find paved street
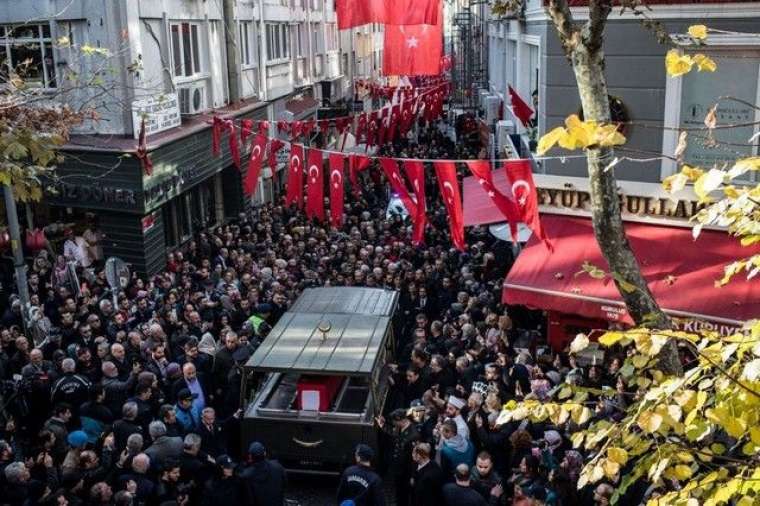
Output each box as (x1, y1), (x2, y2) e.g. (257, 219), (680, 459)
(287, 474), (396, 505)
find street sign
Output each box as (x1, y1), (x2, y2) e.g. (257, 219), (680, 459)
(105, 257), (130, 291)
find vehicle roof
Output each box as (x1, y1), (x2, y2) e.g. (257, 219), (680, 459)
(245, 288), (399, 375)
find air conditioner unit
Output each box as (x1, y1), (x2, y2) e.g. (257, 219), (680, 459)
(478, 89), (490, 110)
(496, 120), (515, 156)
(178, 82), (207, 115)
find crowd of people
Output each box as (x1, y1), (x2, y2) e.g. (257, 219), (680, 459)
(0, 120), (634, 506)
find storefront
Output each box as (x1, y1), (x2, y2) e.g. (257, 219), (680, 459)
(463, 172), (760, 350)
(46, 102), (268, 276)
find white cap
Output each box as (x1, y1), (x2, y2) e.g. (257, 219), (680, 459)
(447, 396), (465, 410)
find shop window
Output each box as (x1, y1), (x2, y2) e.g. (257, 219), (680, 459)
(239, 21), (253, 67)
(170, 22), (202, 78)
(0, 24), (56, 88)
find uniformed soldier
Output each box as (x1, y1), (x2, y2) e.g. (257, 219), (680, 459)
(336, 444), (386, 506)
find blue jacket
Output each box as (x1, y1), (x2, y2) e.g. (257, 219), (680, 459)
(175, 402), (201, 433)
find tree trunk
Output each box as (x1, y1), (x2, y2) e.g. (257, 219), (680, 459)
(570, 43), (682, 375)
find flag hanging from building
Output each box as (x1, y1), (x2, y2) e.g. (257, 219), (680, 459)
(286, 144), (304, 209)
(508, 85), (534, 127)
(329, 153), (345, 228)
(336, 0), (440, 30)
(434, 161), (465, 251)
(382, 9), (443, 76)
(244, 134), (267, 196)
(504, 159), (550, 248)
(405, 160), (426, 245)
(306, 148), (325, 222)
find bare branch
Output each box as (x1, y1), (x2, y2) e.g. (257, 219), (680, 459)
(545, 0), (579, 57)
(584, 0), (613, 54)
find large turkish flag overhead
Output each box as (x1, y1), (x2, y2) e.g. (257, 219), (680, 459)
(382, 7), (442, 76)
(336, 0), (440, 30)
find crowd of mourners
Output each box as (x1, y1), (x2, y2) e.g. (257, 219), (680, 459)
(0, 121), (635, 506)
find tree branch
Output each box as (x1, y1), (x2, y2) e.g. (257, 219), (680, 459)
(546, 0), (579, 57)
(584, 0), (613, 54)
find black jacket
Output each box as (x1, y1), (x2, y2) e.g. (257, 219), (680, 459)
(336, 464), (386, 506)
(442, 483), (498, 506)
(201, 474), (248, 506)
(240, 459), (286, 506)
(412, 460), (444, 506)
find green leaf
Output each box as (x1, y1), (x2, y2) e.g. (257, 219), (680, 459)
(611, 272), (638, 293)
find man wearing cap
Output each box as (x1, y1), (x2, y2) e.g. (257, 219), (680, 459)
(174, 388), (201, 433)
(336, 444), (385, 506)
(445, 396), (470, 441)
(240, 441), (286, 506)
(202, 455), (247, 504)
(376, 408), (419, 506)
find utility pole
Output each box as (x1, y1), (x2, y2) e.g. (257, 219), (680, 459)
(222, 0), (241, 104)
(3, 184), (29, 329)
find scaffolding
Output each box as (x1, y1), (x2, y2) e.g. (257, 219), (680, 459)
(450, 0), (489, 110)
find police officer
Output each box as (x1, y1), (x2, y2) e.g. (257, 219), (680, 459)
(376, 408), (420, 506)
(337, 444), (385, 506)
(50, 358), (92, 419)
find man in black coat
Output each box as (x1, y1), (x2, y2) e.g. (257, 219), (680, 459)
(239, 442), (286, 506)
(336, 444), (385, 506)
(377, 408), (419, 506)
(411, 443), (443, 506)
(442, 464), (503, 506)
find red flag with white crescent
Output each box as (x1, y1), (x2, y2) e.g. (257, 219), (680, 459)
(268, 139), (285, 171)
(306, 148), (325, 222)
(380, 158), (417, 218)
(405, 161), (426, 245)
(349, 154), (371, 197)
(329, 153), (345, 228)
(382, 9), (443, 76)
(286, 144), (304, 209)
(244, 134), (267, 197)
(433, 161), (465, 251)
(466, 160), (521, 242)
(505, 159), (550, 248)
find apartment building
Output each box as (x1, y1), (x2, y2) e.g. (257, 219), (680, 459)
(0, 0), (381, 275)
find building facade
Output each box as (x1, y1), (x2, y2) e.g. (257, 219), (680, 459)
(0, 0), (384, 275)
(485, 0), (760, 183)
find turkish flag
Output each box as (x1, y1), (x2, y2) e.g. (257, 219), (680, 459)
(405, 161), (426, 245)
(306, 149), (325, 222)
(349, 154), (370, 196)
(508, 85), (534, 127)
(286, 144), (304, 209)
(504, 159), (550, 247)
(268, 138), (284, 171)
(382, 11), (443, 77)
(224, 120), (241, 169)
(434, 161), (465, 251)
(380, 158), (417, 218)
(356, 113), (368, 143)
(336, 0), (439, 29)
(329, 153), (345, 228)
(466, 160), (521, 241)
(240, 119), (254, 145)
(244, 134), (267, 197)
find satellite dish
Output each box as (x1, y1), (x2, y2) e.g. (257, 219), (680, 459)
(489, 222), (533, 243)
(105, 257), (130, 291)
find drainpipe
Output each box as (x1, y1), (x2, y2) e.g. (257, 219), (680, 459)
(222, 0), (241, 104)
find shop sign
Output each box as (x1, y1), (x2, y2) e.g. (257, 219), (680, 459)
(533, 174), (706, 228)
(673, 317), (745, 337)
(51, 181), (138, 206)
(144, 165), (206, 209)
(131, 93), (181, 139)
(142, 212), (157, 234)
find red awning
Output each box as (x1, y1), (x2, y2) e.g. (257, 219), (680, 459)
(463, 169), (513, 226)
(503, 216), (760, 328)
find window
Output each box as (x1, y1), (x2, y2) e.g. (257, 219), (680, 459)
(662, 39), (760, 180)
(266, 24), (290, 61)
(507, 39), (517, 86)
(0, 24), (56, 88)
(239, 21), (253, 66)
(312, 23), (324, 54)
(326, 23), (338, 52)
(170, 22), (202, 77)
(296, 23), (306, 57)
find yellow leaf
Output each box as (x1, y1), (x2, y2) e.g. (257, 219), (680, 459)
(638, 410), (663, 433)
(750, 426), (760, 445)
(632, 354), (649, 369)
(693, 168), (724, 202)
(570, 431), (585, 449)
(674, 464), (693, 480)
(602, 459), (620, 479)
(599, 331), (625, 347)
(693, 53), (717, 72)
(681, 164), (704, 181)
(571, 405), (592, 426)
(607, 447), (628, 465)
(688, 25), (708, 40)
(595, 124), (626, 148)
(561, 115), (595, 151)
(537, 126), (566, 156)
(742, 358), (760, 381)
(557, 385), (573, 400)
(56, 35), (71, 47)
(666, 49), (694, 77)
(570, 333), (589, 354)
(663, 172), (688, 193)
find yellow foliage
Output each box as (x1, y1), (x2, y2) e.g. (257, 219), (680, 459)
(666, 49), (718, 77)
(688, 24), (708, 40)
(536, 114), (626, 155)
(693, 54), (717, 72)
